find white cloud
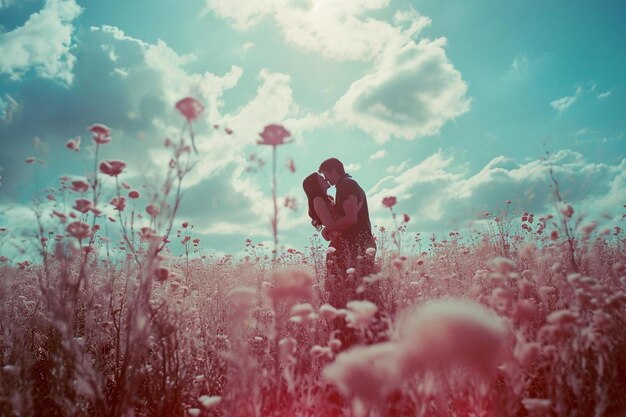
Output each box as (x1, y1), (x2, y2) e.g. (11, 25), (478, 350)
(0, 0), (82, 84)
(0, 94), (20, 123)
(510, 55), (529, 72)
(335, 39), (470, 142)
(345, 163), (361, 172)
(369, 149), (386, 160)
(205, 0), (428, 61)
(598, 90), (611, 99)
(367, 149), (626, 231)
(550, 94), (578, 112)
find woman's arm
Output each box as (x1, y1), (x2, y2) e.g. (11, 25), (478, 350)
(313, 197), (335, 228)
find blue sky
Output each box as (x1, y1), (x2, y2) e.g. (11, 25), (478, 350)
(1, 0), (625, 259)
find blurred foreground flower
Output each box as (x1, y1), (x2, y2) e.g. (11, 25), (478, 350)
(257, 124), (292, 146)
(382, 196), (397, 209)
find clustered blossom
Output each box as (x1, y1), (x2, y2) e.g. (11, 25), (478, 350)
(146, 204), (160, 218)
(73, 198), (93, 214)
(111, 196), (126, 211)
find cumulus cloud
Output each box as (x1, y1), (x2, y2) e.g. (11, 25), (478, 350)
(550, 87), (581, 112)
(369, 149), (386, 160)
(335, 39), (470, 142)
(597, 90), (611, 99)
(368, 149), (626, 231)
(0, 0), (82, 84)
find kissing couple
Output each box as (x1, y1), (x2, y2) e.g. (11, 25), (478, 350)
(302, 158), (377, 309)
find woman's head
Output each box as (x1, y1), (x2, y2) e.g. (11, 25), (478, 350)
(303, 172), (330, 230)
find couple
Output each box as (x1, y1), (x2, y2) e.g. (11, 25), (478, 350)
(303, 158), (377, 309)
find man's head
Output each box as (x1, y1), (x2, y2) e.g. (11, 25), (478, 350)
(319, 158), (345, 186)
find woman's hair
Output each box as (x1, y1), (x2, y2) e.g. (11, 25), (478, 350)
(303, 172), (332, 230)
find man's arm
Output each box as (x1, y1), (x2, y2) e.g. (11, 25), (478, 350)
(323, 195), (358, 234)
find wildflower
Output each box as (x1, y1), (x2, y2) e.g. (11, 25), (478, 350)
(226, 286), (256, 311)
(175, 97), (204, 121)
(73, 198), (93, 213)
(310, 345), (334, 360)
(128, 190), (140, 199)
(25, 157), (36, 164)
(392, 258), (404, 271)
(88, 124), (111, 144)
(365, 247), (376, 257)
(505, 199), (512, 204)
(546, 309), (578, 325)
(290, 303), (317, 323)
(323, 342), (402, 407)
(155, 267), (169, 281)
(550, 230), (559, 240)
(398, 299), (506, 375)
(66, 221), (92, 240)
(346, 267), (356, 275)
(99, 160), (126, 176)
(522, 399), (552, 413)
(146, 204), (160, 218)
(71, 180), (89, 193)
(561, 204), (574, 218)
(345, 300), (378, 329)
(319, 304), (341, 321)
(257, 124), (292, 146)
(224, 127), (233, 135)
(267, 268), (314, 304)
(198, 395), (221, 409)
(187, 409), (201, 417)
(327, 247), (336, 254)
(66, 136), (80, 151)
(382, 196), (397, 209)
(286, 158), (296, 173)
(110, 196), (126, 211)
(487, 256), (516, 274)
(403, 213), (410, 223)
(182, 221), (189, 228)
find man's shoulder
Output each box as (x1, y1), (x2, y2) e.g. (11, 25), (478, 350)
(338, 176), (361, 192)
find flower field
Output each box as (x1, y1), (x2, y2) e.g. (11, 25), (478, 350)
(1, 101), (625, 417)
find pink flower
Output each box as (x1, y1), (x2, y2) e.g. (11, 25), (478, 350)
(52, 210), (67, 223)
(399, 299), (506, 375)
(403, 213), (410, 223)
(25, 157), (36, 164)
(182, 221), (189, 228)
(226, 286), (257, 311)
(382, 196), (397, 209)
(286, 158), (296, 173)
(345, 300), (378, 330)
(111, 196), (126, 211)
(175, 97), (204, 121)
(284, 196), (297, 211)
(146, 204), (160, 218)
(267, 268), (314, 305)
(257, 124), (291, 146)
(155, 267), (169, 282)
(71, 180), (90, 193)
(128, 190), (140, 199)
(66, 221), (92, 240)
(66, 137), (80, 151)
(323, 342), (402, 406)
(88, 124), (111, 144)
(225, 127), (233, 135)
(99, 160), (126, 176)
(561, 204), (574, 218)
(73, 198), (93, 213)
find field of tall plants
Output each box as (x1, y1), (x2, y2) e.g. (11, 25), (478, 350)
(1, 99), (625, 417)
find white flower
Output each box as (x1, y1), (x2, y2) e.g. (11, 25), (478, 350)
(199, 395), (221, 409)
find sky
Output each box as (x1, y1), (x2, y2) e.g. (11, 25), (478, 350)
(0, 0), (625, 260)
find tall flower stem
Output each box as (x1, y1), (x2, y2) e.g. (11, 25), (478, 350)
(272, 145), (278, 261)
